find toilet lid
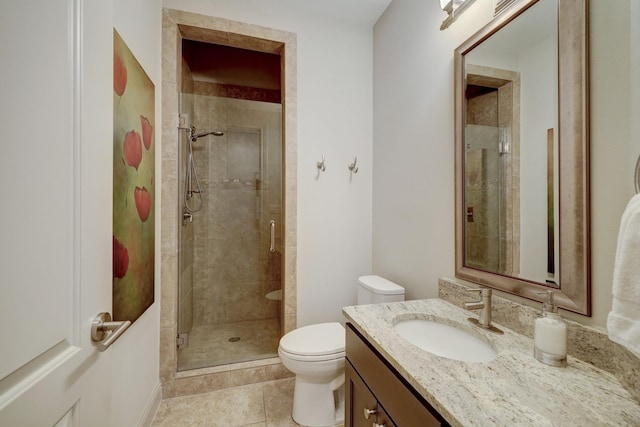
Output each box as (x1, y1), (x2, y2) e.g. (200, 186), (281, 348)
(358, 275), (405, 295)
(279, 322), (345, 357)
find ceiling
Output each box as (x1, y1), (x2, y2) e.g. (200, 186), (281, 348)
(182, 0), (393, 89)
(275, 0), (392, 26)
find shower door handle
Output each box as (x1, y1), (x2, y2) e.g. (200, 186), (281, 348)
(269, 220), (276, 253)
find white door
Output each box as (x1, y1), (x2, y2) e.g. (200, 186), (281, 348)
(0, 1), (115, 425)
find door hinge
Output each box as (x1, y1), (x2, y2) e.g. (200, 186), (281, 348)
(499, 127), (510, 154)
(177, 332), (189, 350)
(177, 113), (191, 131)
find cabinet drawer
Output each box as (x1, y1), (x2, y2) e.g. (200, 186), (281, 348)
(346, 323), (448, 427)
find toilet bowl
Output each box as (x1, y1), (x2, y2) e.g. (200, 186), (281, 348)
(278, 275), (404, 427)
(279, 322), (345, 427)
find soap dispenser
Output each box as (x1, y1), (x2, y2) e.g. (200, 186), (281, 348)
(533, 290), (567, 367)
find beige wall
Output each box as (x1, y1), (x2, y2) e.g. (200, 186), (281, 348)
(112, 0), (163, 424)
(373, 0), (637, 329)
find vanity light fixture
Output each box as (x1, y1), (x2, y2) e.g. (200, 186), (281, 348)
(440, 0), (477, 30)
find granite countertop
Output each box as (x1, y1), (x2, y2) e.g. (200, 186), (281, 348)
(343, 298), (640, 427)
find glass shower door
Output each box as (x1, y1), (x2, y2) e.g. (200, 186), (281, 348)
(177, 92), (283, 371)
(464, 124), (502, 273)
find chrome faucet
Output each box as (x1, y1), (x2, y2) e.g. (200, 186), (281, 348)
(464, 288), (503, 334)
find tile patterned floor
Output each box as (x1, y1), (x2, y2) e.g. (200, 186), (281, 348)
(151, 378), (300, 427)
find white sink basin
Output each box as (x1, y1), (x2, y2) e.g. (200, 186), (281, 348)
(393, 317), (497, 363)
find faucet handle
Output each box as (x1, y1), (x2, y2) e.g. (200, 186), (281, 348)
(465, 288), (504, 334)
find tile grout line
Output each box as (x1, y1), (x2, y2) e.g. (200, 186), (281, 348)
(261, 382), (268, 426)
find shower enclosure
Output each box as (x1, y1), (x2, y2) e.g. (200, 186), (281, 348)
(464, 77), (520, 278)
(464, 123), (506, 273)
(177, 88), (283, 371)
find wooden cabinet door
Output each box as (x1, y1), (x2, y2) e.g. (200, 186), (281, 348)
(345, 360), (379, 427)
(346, 324), (448, 426)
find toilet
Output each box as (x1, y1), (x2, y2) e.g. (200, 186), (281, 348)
(278, 275), (405, 427)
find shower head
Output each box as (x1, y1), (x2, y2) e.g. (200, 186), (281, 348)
(189, 126), (224, 142)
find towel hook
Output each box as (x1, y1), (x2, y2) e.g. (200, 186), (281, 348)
(348, 157), (358, 174)
(317, 154), (326, 172)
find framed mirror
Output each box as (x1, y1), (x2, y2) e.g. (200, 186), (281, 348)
(454, 0), (590, 315)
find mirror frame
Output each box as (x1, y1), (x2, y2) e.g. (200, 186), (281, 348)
(454, 0), (590, 315)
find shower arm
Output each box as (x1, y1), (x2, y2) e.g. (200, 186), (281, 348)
(189, 126), (224, 141)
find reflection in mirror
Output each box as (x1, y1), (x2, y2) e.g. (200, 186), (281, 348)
(454, 0), (590, 315)
(463, 0), (558, 286)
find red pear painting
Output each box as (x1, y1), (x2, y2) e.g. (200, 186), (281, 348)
(113, 29), (155, 323)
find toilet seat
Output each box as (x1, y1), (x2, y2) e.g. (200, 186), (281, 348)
(279, 347), (345, 362)
(279, 322), (345, 361)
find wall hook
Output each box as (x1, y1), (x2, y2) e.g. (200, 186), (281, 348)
(348, 157), (358, 174)
(317, 154), (326, 172)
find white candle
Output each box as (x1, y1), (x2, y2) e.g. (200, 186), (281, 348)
(534, 315), (567, 356)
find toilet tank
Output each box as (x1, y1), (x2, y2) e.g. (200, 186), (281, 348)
(357, 275), (405, 304)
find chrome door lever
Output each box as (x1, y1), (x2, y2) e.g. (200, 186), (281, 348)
(91, 312), (131, 352)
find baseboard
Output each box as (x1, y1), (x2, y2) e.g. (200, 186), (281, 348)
(137, 381), (162, 427)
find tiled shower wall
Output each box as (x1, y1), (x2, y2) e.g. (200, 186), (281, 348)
(464, 80), (520, 276)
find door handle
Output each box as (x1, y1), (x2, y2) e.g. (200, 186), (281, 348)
(91, 312), (131, 352)
(269, 220), (276, 253)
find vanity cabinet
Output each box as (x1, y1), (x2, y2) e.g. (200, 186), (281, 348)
(345, 324), (448, 427)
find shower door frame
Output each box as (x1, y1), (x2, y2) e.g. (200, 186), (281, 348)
(160, 9), (297, 397)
